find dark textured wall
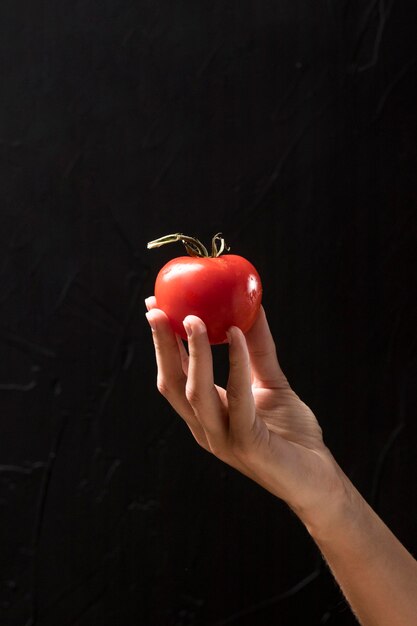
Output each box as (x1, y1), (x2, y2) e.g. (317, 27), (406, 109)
(1, 2), (416, 625)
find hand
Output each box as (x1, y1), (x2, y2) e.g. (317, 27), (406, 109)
(145, 297), (346, 521)
(146, 299), (417, 626)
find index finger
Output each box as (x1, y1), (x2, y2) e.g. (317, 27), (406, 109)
(145, 296), (189, 375)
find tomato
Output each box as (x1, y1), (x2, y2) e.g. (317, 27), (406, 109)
(148, 233), (262, 345)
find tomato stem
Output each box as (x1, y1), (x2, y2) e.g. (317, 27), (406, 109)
(147, 233), (230, 258)
(211, 232), (229, 257)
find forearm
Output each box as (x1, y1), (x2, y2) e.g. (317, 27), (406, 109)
(299, 468), (417, 626)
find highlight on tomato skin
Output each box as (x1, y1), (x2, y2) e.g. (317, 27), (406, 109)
(147, 232), (263, 345)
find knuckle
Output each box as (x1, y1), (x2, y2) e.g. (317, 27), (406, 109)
(229, 354), (249, 370)
(157, 373), (186, 398)
(185, 385), (202, 405)
(251, 345), (276, 359)
(156, 377), (170, 397)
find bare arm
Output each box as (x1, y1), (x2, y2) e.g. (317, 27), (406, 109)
(145, 298), (417, 626)
(298, 470), (417, 626)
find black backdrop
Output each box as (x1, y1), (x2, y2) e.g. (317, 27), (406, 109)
(1, 2), (417, 625)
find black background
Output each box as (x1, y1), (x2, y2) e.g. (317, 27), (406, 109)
(1, 1), (417, 625)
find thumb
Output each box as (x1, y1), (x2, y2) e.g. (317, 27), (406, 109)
(245, 306), (289, 389)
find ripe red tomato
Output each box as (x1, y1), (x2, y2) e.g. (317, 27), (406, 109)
(148, 233), (262, 345)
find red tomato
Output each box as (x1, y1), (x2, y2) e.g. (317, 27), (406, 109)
(153, 254), (262, 345)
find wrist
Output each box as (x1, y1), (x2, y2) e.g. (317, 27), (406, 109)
(291, 452), (364, 544)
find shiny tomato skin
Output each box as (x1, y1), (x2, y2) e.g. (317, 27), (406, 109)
(154, 254), (262, 345)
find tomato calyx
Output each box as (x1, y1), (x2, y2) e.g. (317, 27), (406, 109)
(147, 232), (231, 258)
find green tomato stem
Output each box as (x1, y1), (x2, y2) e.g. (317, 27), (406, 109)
(147, 232), (230, 258)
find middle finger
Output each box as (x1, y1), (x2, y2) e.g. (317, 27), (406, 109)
(183, 315), (228, 449)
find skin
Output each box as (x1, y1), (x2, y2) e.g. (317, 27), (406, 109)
(145, 297), (417, 626)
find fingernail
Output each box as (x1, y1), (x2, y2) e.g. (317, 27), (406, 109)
(144, 297), (152, 311)
(145, 312), (156, 332)
(226, 328), (233, 344)
(183, 320), (192, 338)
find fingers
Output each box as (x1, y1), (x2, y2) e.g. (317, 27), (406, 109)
(145, 308), (188, 413)
(182, 315), (228, 448)
(144, 297), (281, 461)
(145, 296), (189, 375)
(145, 300), (227, 452)
(144, 296), (157, 311)
(226, 326), (259, 448)
(145, 307), (208, 448)
(175, 334), (189, 377)
(245, 305), (289, 389)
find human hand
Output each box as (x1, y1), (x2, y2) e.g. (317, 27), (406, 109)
(145, 297), (347, 523)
